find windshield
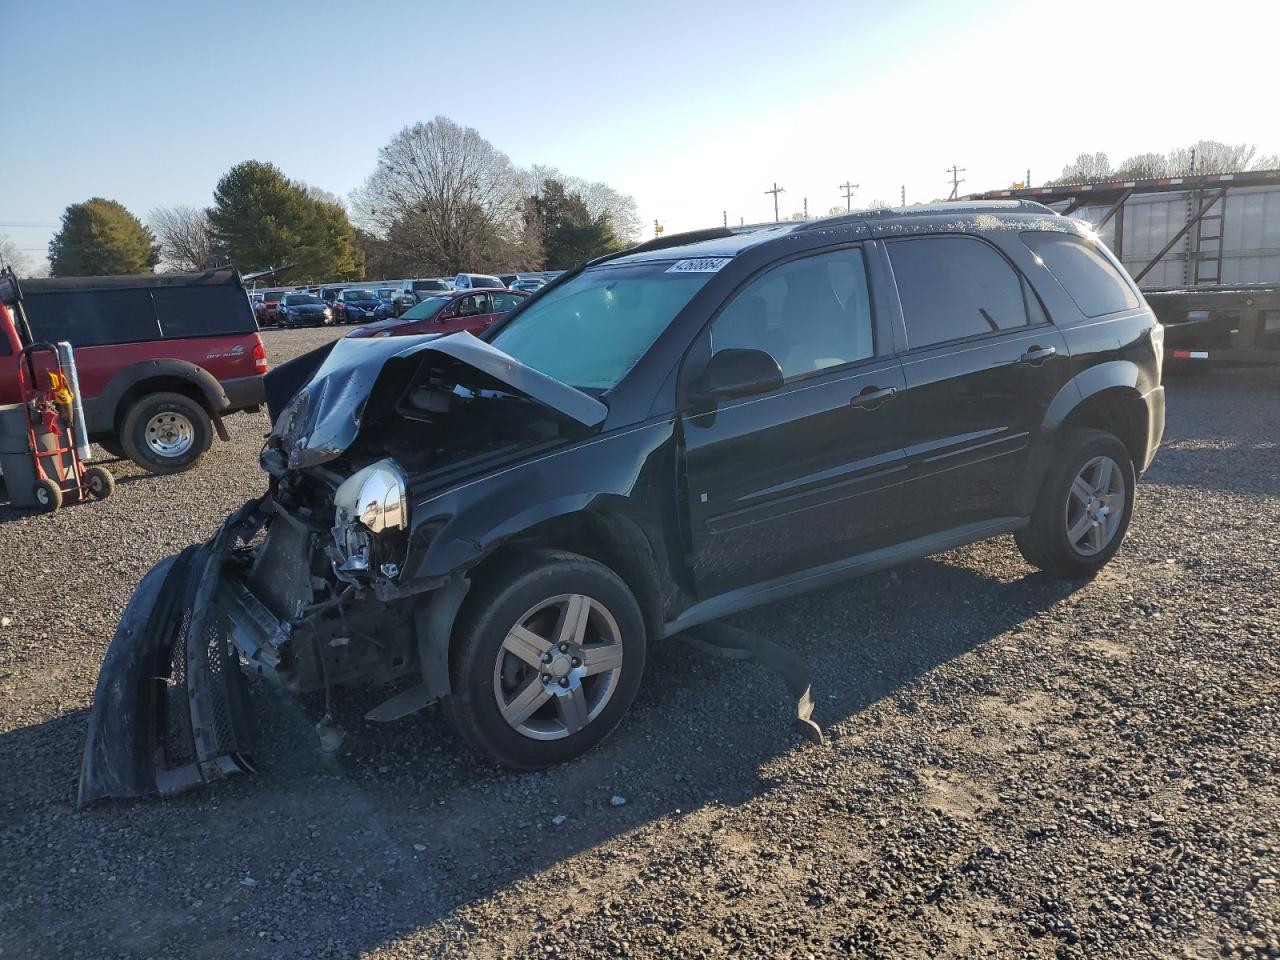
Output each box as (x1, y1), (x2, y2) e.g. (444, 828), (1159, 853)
(401, 295), (452, 320)
(489, 261), (716, 390)
(284, 294), (320, 306)
(469, 276), (502, 288)
(375, 288), (394, 298)
(413, 280), (447, 291)
(344, 289), (375, 300)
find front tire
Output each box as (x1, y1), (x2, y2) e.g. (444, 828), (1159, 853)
(444, 550), (647, 770)
(1016, 428), (1136, 579)
(120, 392), (213, 475)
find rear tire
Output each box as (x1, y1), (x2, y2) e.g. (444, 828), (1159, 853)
(443, 550), (647, 770)
(1015, 428), (1136, 580)
(120, 392), (213, 475)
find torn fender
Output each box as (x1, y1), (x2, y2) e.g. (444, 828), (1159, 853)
(78, 503), (262, 808)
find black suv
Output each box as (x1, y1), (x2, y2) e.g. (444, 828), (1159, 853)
(81, 201), (1166, 802)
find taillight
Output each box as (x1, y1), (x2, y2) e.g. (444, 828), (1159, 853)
(253, 338), (269, 373)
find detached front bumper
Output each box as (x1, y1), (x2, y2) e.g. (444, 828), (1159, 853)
(78, 502), (266, 807)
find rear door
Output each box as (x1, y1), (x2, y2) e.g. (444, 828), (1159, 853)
(681, 244), (909, 597)
(883, 234), (1071, 538)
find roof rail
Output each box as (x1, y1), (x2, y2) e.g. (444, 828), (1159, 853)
(797, 199), (1053, 231)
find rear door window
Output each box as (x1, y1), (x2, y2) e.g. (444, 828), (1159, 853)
(1021, 232), (1140, 317)
(887, 236), (1033, 349)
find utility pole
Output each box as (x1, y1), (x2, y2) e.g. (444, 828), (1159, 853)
(946, 165), (966, 200)
(900, 185), (906, 206)
(803, 197), (808, 220)
(839, 180), (859, 211)
(764, 182), (785, 222)
(1026, 168), (1031, 189)
(723, 210), (727, 228)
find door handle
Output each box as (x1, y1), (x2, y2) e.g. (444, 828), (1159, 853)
(849, 385), (898, 410)
(1018, 345), (1057, 366)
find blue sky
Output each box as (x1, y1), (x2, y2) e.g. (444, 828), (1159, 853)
(3, 0), (1277, 269)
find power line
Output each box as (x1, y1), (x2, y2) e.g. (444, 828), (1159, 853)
(764, 182), (785, 223)
(0, 222), (57, 228)
(839, 181), (859, 211)
(946, 165), (967, 200)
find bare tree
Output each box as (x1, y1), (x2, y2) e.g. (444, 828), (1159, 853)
(0, 233), (30, 275)
(1052, 152), (1113, 184)
(866, 199), (892, 210)
(1168, 140), (1269, 175)
(523, 165), (641, 244)
(301, 183), (346, 209)
(1114, 152), (1169, 179)
(150, 205), (215, 272)
(351, 117), (526, 274)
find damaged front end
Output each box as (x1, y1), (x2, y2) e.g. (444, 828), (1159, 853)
(80, 333), (607, 806)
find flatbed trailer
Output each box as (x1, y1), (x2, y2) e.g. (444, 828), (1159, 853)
(974, 169), (1280, 367)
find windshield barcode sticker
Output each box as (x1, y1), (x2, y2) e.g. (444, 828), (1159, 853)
(666, 258), (732, 273)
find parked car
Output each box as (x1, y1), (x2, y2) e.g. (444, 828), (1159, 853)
(510, 278), (546, 293)
(372, 287), (398, 320)
(1, 267), (267, 474)
(278, 292), (333, 327)
(334, 288), (382, 325)
(346, 288), (529, 339)
(498, 274), (519, 287)
(253, 289), (290, 326)
(81, 201), (1167, 802)
(453, 272), (504, 290)
(394, 278), (451, 316)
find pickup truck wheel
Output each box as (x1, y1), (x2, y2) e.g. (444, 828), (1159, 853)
(120, 392), (213, 474)
(1015, 428), (1136, 580)
(444, 550), (647, 770)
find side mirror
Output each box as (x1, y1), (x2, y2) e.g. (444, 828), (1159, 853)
(698, 348), (783, 400)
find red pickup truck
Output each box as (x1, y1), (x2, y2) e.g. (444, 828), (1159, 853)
(0, 268), (267, 473)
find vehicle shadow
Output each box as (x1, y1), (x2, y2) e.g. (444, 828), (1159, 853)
(0, 549), (1080, 958)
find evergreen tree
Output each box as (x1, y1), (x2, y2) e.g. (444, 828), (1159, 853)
(535, 179), (621, 269)
(48, 198), (159, 277)
(208, 161), (361, 282)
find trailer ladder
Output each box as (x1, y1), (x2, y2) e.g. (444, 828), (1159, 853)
(1192, 187), (1226, 285)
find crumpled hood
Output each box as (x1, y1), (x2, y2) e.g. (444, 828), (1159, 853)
(271, 331), (608, 469)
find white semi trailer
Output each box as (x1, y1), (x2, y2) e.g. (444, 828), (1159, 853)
(976, 169), (1280, 367)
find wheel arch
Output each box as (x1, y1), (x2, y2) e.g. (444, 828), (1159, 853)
(1043, 361), (1150, 470)
(95, 361), (229, 437)
(462, 504), (673, 645)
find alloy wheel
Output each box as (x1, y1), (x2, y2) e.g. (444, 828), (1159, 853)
(1064, 455), (1126, 557)
(491, 593), (625, 741)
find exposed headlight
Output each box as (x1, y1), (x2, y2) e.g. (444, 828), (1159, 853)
(333, 458), (407, 534)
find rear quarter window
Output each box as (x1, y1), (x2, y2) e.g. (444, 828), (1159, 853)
(1022, 232), (1140, 318)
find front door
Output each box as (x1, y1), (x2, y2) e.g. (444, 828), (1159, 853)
(883, 235), (1072, 538)
(681, 246), (909, 598)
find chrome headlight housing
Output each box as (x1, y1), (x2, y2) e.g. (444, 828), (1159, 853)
(333, 458), (408, 534)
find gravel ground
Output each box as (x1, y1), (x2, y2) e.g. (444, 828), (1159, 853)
(0, 331), (1277, 959)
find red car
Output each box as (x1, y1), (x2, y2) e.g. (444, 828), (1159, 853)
(345, 288), (528, 339)
(253, 289), (290, 326)
(0, 268), (267, 474)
